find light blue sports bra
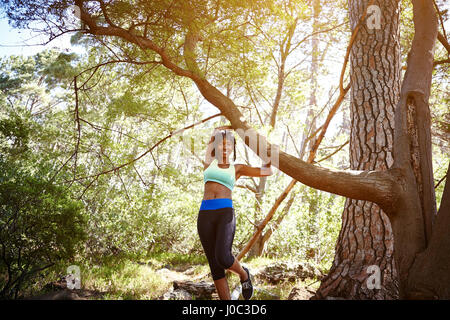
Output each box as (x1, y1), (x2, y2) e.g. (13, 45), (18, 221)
(204, 158), (235, 191)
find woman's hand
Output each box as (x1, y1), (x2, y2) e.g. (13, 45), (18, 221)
(209, 126), (233, 143)
(261, 161), (272, 176)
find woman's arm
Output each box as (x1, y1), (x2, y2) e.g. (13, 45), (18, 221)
(236, 161), (273, 178)
(204, 131), (217, 169)
(204, 126), (234, 169)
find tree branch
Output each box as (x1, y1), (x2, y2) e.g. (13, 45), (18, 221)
(64, 113), (222, 184)
(75, 0), (396, 211)
(437, 32), (450, 54)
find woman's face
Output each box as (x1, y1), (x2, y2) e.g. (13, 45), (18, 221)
(216, 137), (234, 159)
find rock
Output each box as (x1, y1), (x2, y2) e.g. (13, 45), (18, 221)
(182, 266), (197, 275)
(173, 280), (216, 299)
(287, 287), (315, 300)
(258, 261), (323, 284)
(161, 288), (192, 300)
(156, 268), (171, 274)
(159, 281), (216, 300)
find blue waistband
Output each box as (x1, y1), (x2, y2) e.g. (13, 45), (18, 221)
(200, 198), (233, 211)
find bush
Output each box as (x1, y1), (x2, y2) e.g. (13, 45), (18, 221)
(0, 159), (87, 299)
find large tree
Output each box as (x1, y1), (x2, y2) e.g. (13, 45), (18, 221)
(315, 0), (400, 299)
(1, 0), (448, 298)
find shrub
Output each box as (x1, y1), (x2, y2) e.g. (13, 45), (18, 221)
(0, 159), (86, 299)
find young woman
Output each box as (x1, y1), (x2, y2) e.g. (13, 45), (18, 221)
(197, 125), (273, 300)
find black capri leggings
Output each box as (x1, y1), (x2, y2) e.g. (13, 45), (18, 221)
(197, 207), (236, 281)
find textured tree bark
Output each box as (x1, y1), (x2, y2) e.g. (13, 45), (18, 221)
(406, 163), (450, 299)
(390, 0), (438, 298)
(315, 0), (401, 299)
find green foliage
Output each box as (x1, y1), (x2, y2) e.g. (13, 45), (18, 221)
(0, 111), (33, 157)
(0, 50), (85, 299)
(0, 158), (87, 299)
(260, 186), (344, 269)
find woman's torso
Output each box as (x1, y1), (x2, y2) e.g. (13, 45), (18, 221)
(203, 159), (235, 200)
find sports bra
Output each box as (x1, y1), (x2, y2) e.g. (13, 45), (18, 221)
(204, 158), (235, 191)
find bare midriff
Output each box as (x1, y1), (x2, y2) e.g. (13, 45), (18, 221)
(202, 181), (232, 200)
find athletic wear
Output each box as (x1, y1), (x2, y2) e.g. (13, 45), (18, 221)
(197, 199), (236, 281)
(241, 266), (254, 300)
(200, 198), (233, 211)
(203, 158), (235, 191)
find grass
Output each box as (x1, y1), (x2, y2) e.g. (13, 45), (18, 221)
(24, 251), (321, 300)
(81, 259), (169, 299)
(77, 252), (209, 299)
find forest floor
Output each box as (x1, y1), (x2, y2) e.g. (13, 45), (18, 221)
(25, 253), (323, 300)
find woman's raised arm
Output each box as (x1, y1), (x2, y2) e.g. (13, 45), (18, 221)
(204, 126), (234, 169)
(236, 161), (273, 178)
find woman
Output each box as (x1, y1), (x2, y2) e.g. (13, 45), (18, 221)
(197, 125), (273, 300)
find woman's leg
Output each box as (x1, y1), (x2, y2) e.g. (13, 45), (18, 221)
(197, 210), (229, 299)
(215, 208), (248, 282)
(213, 277), (231, 300)
(227, 258), (249, 282)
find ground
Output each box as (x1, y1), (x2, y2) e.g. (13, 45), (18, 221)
(24, 254), (323, 300)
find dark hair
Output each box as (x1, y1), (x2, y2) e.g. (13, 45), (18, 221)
(211, 130), (236, 162)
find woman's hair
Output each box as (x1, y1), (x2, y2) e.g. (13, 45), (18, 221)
(211, 130), (236, 162)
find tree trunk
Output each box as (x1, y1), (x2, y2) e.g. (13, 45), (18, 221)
(315, 0), (401, 299)
(407, 163), (450, 299)
(390, 0), (438, 298)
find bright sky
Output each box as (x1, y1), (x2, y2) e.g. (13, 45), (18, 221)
(0, 18), (83, 57)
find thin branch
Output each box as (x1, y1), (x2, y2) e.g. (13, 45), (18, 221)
(73, 76), (81, 179)
(74, 59), (161, 90)
(284, 120), (301, 157)
(133, 164), (149, 187)
(433, 0), (448, 46)
(64, 113), (222, 184)
(437, 32), (450, 54)
(102, 151), (131, 201)
(433, 58), (450, 66)
(316, 140), (349, 163)
(235, 183), (258, 193)
(79, 117), (147, 145)
(435, 174), (447, 189)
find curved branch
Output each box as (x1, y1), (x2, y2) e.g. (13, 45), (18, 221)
(75, 0), (397, 211)
(75, 0), (199, 80)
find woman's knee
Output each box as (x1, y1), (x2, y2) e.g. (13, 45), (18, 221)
(216, 253), (235, 270)
(211, 268), (226, 281)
